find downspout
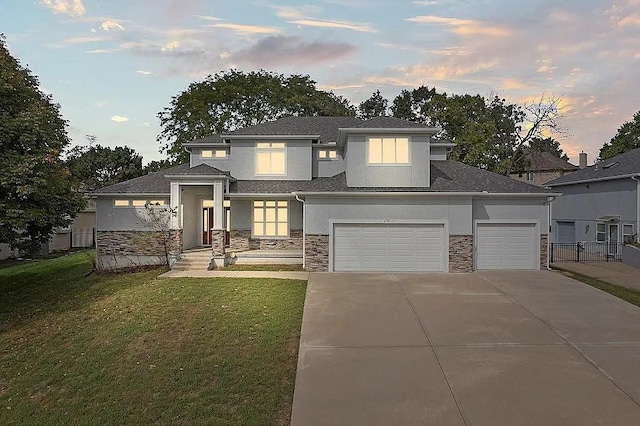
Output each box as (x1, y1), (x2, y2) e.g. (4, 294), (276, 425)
(293, 192), (305, 269)
(632, 176), (640, 242)
(546, 195), (557, 270)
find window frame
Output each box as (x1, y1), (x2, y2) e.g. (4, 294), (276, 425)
(525, 172), (534, 181)
(596, 222), (606, 243)
(366, 136), (411, 165)
(255, 142), (287, 176)
(252, 200), (289, 238)
(623, 223), (635, 243)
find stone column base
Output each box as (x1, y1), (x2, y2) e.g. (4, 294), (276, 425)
(449, 235), (473, 273)
(305, 234), (329, 271)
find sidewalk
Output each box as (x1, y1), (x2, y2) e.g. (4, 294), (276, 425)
(157, 270), (310, 280)
(551, 261), (640, 291)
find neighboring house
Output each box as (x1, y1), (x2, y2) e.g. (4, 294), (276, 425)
(0, 199), (96, 260)
(509, 151), (578, 186)
(547, 147), (640, 245)
(93, 116), (556, 272)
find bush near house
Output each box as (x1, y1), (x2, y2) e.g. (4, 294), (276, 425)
(0, 252), (306, 425)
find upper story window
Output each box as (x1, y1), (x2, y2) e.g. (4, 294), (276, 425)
(367, 137), (409, 165)
(256, 142), (286, 175)
(525, 172), (534, 181)
(318, 149), (337, 160)
(202, 149), (228, 159)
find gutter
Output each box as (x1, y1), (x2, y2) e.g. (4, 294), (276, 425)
(292, 191), (561, 198)
(293, 192), (306, 269)
(220, 134), (320, 140)
(633, 176), (640, 243)
(545, 195), (558, 270)
(92, 192), (169, 197)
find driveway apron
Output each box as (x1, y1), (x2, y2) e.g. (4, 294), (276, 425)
(291, 271), (640, 426)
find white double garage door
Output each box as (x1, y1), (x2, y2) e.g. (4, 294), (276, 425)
(332, 222), (538, 272)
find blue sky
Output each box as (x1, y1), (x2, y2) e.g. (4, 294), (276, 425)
(2, 0), (639, 165)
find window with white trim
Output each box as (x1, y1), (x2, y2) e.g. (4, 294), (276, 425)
(623, 224), (634, 243)
(367, 137), (409, 164)
(253, 200), (288, 237)
(256, 142), (286, 175)
(596, 222), (606, 242)
(318, 149), (337, 160)
(525, 172), (534, 181)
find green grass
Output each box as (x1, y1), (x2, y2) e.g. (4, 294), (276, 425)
(221, 264), (305, 271)
(553, 266), (640, 308)
(0, 251), (307, 425)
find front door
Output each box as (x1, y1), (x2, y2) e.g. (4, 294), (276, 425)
(202, 207), (214, 245)
(608, 223), (619, 256)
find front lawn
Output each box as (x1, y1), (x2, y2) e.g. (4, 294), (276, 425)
(0, 252), (307, 425)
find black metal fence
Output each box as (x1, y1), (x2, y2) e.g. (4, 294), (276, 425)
(550, 242), (625, 263)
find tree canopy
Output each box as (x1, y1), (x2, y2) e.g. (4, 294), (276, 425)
(357, 90), (388, 119)
(599, 110), (640, 160)
(66, 137), (144, 190)
(158, 70), (355, 162)
(529, 137), (569, 161)
(0, 35), (85, 253)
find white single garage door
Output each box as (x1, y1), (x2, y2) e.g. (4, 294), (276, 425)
(333, 223), (446, 272)
(476, 223), (537, 270)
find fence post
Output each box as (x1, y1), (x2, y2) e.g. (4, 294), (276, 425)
(576, 242), (580, 263)
(550, 243), (554, 263)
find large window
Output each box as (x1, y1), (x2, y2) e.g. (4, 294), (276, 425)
(253, 200), (288, 237)
(256, 142), (286, 175)
(596, 222), (606, 242)
(623, 224), (635, 243)
(367, 137), (409, 164)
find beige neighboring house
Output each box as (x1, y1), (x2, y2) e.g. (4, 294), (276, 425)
(0, 198), (96, 260)
(510, 151), (579, 186)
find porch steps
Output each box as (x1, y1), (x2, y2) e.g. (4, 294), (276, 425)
(230, 249), (303, 265)
(172, 249), (212, 271)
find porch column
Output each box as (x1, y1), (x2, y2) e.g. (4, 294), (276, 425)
(169, 181), (180, 229)
(210, 180), (226, 264)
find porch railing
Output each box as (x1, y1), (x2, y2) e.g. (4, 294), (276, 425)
(550, 242), (625, 263)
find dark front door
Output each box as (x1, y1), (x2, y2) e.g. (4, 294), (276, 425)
(202, 207), (214, 245)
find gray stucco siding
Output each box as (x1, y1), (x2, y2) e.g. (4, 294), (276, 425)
(551, 179), (637, 223)
(190, 147), (231, 170)
(345, 134), (430, 188)
(430, 146), (448, 161)
(96, 197), (170, 231)
(472, 198), (548, 230)
(229, 139), (312, 180)
(313, 148), (345, 177)
(304, 196), (472, 235)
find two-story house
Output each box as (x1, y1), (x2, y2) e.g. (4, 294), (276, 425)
(93, 116), (556, 272)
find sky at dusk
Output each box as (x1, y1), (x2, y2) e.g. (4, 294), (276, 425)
(1, 0), (639, 165)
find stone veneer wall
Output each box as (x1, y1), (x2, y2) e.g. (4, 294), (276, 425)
(211, 230), (225, 257)
(228, 229), (303, 251)
(97, 230), (182, 256)
(540, 234), (548, 269)
(449, 235), (473, 273)
(305, 234), (329, 272)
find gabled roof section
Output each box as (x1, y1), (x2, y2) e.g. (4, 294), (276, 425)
(230, 161), (549, 194)
(163, 163), (232, 178)
(224, 116), (362, 143)
(92, 163), (189, 195)
(525, 151), (578, 172)
(92, 163), (233, 195)
(547, 147), (640, 186)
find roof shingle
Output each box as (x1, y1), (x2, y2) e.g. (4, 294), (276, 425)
(547, 147), (640, 186)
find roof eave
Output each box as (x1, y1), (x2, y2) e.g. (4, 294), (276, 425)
(546, 172), (640, 187)
(292, 191), (559, 197)
(92, 192), (170, 197)
(220, 134), (320, 140)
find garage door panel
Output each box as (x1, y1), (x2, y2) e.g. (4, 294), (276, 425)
(476, 224), (537, 270)
(333, 224), (445, 272)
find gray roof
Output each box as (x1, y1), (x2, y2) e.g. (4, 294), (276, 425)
(164, 163), (231, 177)
(187, 134), (224, 144)
(231, 161), (548, 194)
(92, 163), (189, 194)
(350, 116), (433, 129)
(225, 116), (362, 143)
(547, 147), (640, 186)
(525, 151), (577, 172)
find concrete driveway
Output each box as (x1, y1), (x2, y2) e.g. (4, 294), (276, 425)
(291, 271), (640, 426)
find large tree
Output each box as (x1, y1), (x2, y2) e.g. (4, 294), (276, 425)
(158, 70), (355, 162)
(66, 137), (144, 190)
(357, 90), (388, 119)
(0, 35), (84, 253)
(599, 110), (640, 160)
(529, 136), (569, 161)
